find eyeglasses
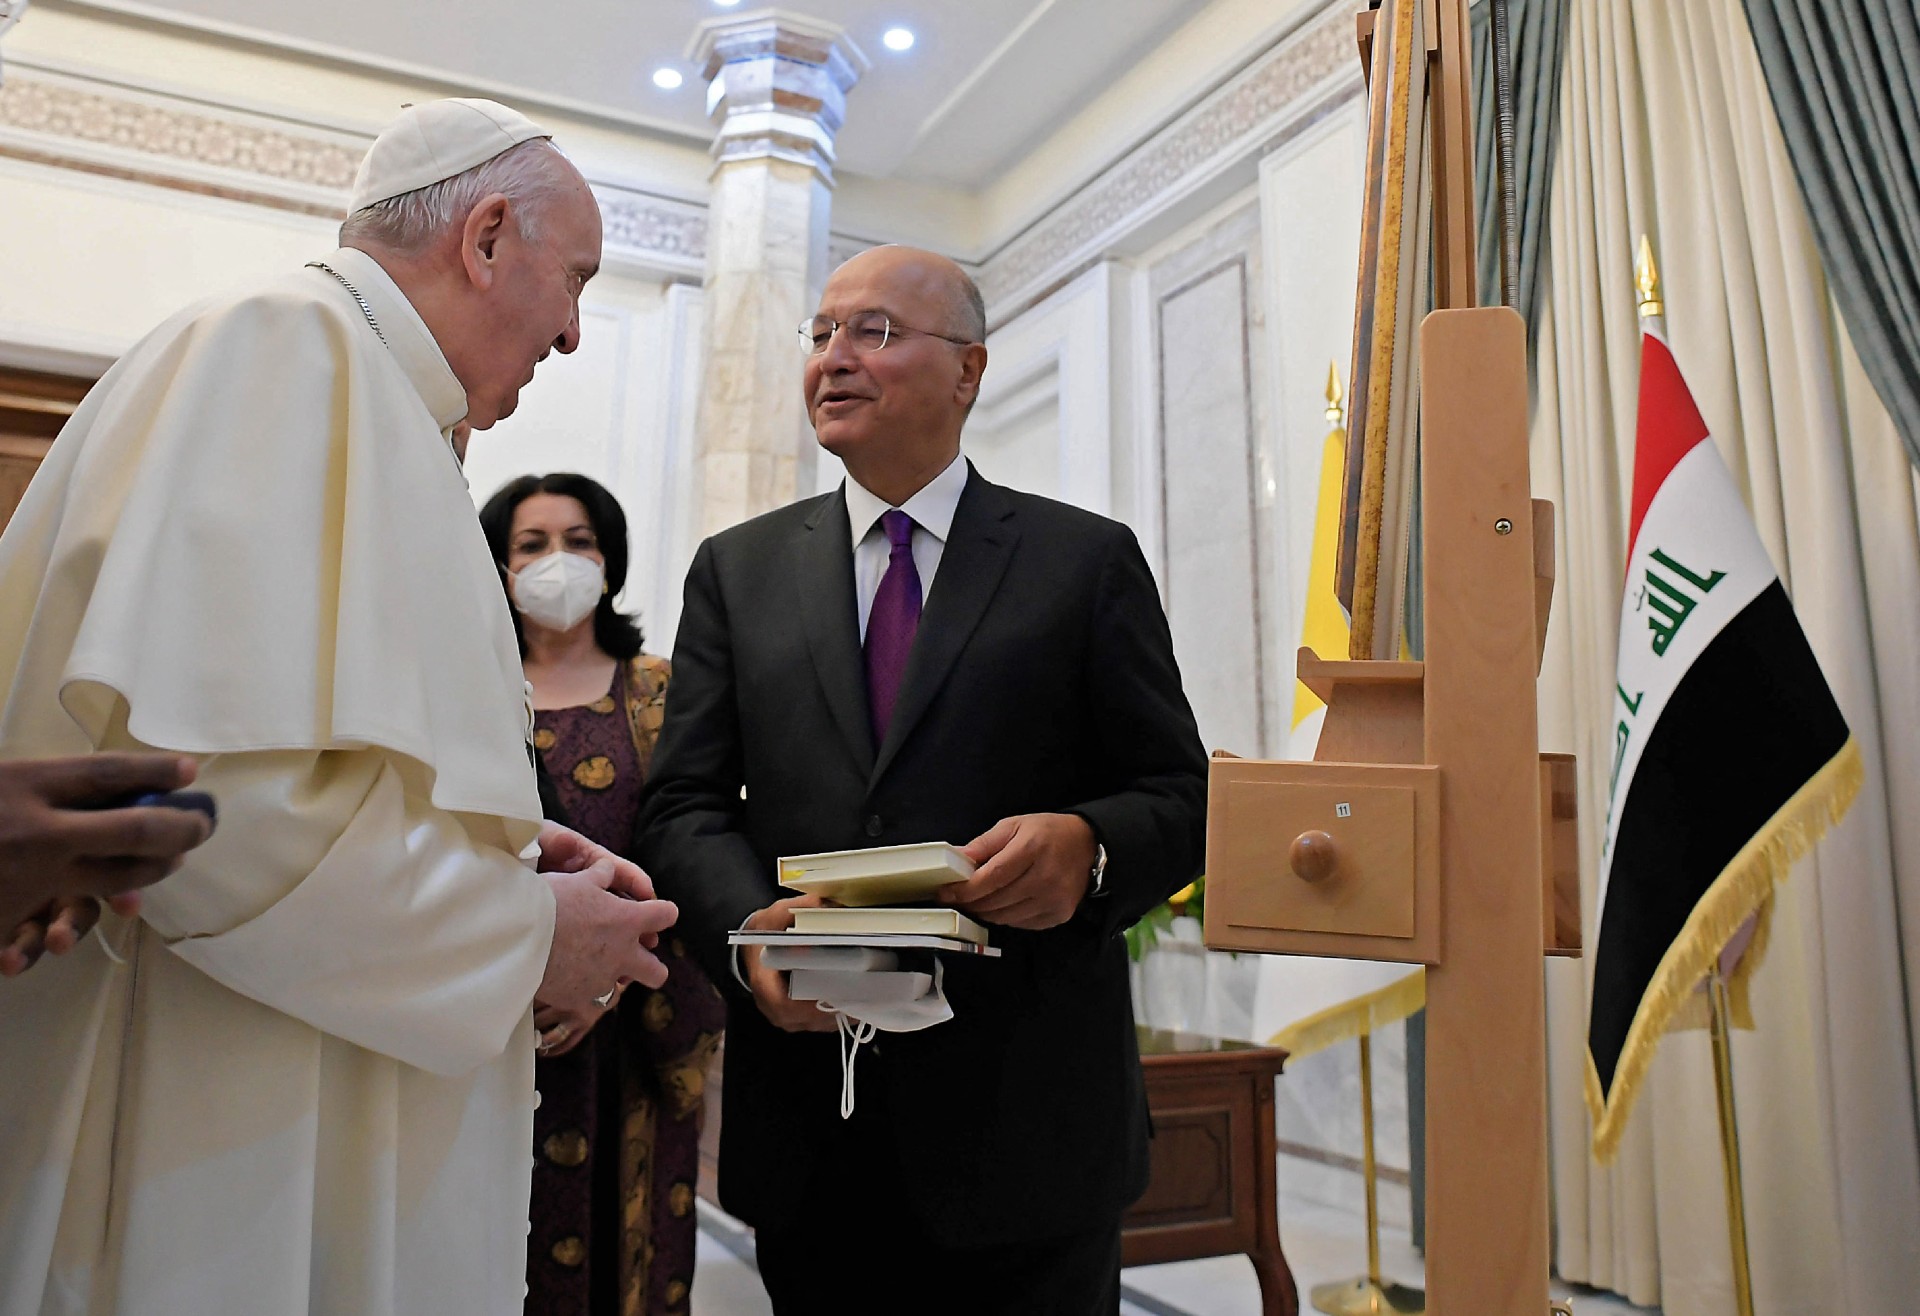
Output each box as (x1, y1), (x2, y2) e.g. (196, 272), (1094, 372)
(798, 310), (976, 356)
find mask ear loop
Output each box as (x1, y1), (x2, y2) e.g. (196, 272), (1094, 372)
(94, 911), (132, 966)
(819, 958), (943, 1120)
(834, 1011), (877, 1120)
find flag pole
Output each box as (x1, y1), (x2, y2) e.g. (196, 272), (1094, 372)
(1361, 1031), (1381, 1291)
(1636, 234), (1662, 321)
(1634, 233), (1755, 1314)
(1309, 1027), (1425, 1315)
(1708, 966), (1757, 1316)
(1303, 360), (1424, 1316)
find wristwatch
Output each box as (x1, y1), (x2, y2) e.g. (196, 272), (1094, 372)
(1088, 842), (1110, 898)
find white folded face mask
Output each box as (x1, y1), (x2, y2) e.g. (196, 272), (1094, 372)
(814, 960), (953, 1119)
(510, 550), (605, 632)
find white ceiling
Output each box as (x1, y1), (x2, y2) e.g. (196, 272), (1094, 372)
(74, 0), (1217, 189)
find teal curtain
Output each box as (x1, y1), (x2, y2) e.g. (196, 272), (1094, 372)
(1407, 0), (1568, 660)
(1470, 0), (1569, 357)
(1403, 0), (1565, 663)
(1740, 0), (1920, 470)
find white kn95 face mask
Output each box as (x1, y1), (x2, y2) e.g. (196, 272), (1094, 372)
(758, 945), (956, 1118)
(815, 961), (953, 1119)
(511, 551), (604, 631)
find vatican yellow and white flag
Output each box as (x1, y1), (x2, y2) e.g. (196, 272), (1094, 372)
(1250, 364), (1424, 1055)
(1285, 363), (1354, 761)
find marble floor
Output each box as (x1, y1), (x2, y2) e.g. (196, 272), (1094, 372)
(689, 1180), (1663, 1315)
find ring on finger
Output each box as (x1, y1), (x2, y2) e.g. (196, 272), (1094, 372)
(537, 1023), (572, 1053)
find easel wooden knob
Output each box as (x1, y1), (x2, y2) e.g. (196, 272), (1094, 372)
(1289, 831), (1339, 883)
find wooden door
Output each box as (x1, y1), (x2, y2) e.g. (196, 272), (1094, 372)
(0, 368), (90, 530)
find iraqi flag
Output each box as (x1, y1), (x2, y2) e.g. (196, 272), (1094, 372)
(1584, 318), (1862, 1160)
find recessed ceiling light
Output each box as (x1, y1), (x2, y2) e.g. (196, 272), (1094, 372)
(713, 0), (742, 6)
(652, 67), (684, 90)
(882, 27), (915, 52)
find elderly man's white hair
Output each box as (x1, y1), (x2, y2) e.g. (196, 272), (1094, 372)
(339, 138), (578, 253)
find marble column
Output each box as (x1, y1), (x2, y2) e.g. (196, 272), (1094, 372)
(687, 12), (868, 535)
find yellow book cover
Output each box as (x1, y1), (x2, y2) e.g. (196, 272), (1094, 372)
(776, 842), (974, 907)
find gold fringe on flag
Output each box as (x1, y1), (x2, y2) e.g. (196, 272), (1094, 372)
(1585, 736), (1864, 1161)
(1268, 967), (1427, 1063)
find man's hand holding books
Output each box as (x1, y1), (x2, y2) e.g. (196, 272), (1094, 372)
(741, 893), (841, 1033)
(939, 812), (1098, 930)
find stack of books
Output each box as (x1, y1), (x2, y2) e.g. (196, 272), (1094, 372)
(727, 843), (1003, 993)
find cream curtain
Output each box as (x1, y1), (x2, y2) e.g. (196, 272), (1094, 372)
(1532, 0), (1920, 1311)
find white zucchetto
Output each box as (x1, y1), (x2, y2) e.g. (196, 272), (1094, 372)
(347, 97), (552, 215)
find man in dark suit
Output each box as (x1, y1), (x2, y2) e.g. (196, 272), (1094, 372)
(637, 245), (1206, 1314)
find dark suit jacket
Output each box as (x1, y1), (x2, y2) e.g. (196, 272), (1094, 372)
(635, 464), (1206, 1248)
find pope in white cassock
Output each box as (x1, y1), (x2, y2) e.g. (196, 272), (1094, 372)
(0, 100), (680, 1315)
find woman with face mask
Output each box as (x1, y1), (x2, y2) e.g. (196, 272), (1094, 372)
(478, 472), (725, 1316)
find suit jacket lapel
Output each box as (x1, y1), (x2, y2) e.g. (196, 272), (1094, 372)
(799, 490), (876, 779)
(871, 468), (1018, 786)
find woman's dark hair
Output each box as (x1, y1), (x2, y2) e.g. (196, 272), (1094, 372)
(477, 471), (644, 661)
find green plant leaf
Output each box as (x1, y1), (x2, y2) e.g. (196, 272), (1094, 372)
(1123, 899), (1177, 962)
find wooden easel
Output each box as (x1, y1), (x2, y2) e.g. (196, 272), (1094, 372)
(1204, 3), (1576, 1313)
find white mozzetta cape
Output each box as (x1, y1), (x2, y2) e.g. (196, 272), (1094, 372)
(0, 248), (555, 1316)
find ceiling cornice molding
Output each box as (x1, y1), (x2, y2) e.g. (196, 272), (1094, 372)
(594, 185), (707, 278)
(39, 0), (707, 146)
(0, 53), (981, 281)
(6, 3), (1362, 309)
(0, 61), (360, 212)
(0, 0), (28, 82)
(977, 0), (1357, 323)
(0, 60), (720, 274)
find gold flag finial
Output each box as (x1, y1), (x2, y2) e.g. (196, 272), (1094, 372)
(1325, 360), (1345, 427)
(1636, 234), (1663, 319)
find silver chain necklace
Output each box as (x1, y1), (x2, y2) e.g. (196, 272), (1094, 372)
(305, 258), (465, 473)
(306, 260), (389, 350)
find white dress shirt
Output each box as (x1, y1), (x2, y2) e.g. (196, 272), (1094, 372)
(728, 451), (973, 991)
(844, 450), (969, 640)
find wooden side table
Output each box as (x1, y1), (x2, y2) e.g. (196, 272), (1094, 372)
(1123, 1025), (1297, 1316)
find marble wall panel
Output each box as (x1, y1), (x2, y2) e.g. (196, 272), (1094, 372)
(968, 386), (1063, 501)
(1152, 209), (1275, 757)
(1258, 100), (1367, 690)
(464, 274), (707, 657)
(969, 261), (1124, 516)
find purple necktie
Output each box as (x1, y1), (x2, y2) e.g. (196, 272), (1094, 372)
(864, 508), (922, 746)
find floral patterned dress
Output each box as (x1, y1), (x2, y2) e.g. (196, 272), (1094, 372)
(527, 655), (725, 1316)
